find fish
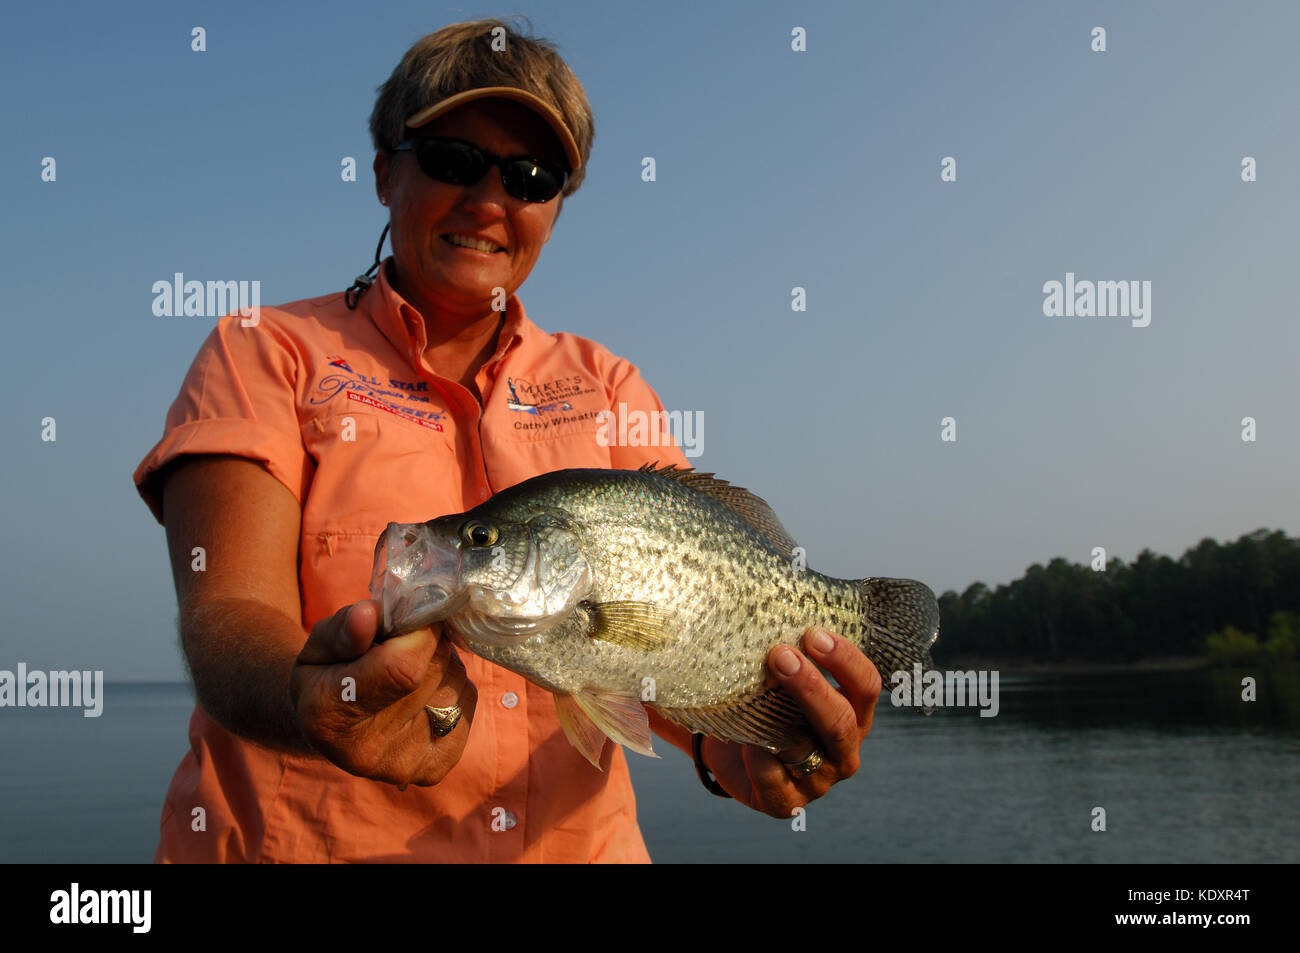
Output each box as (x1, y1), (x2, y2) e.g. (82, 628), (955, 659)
(369, 464), (939, 769)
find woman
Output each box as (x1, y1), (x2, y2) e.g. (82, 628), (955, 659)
(133, 18), (881, 863)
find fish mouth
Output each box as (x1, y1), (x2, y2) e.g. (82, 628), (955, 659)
(369, 522), (464, 636)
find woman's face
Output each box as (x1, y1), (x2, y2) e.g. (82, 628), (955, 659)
(374, 98), (567, 319)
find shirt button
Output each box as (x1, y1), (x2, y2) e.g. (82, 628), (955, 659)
(501, 691), (518, 709)
(479, 488), (489, 501)
(503, 811), (517, 830)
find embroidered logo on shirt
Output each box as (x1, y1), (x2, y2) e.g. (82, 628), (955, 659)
(346, 392), (443, 430)
(505, 376), (598, 415)
(311, 354), (448, 431)
(506, 375), (607, 434)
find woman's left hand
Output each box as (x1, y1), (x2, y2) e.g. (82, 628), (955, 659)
(699, 628), (883, 818)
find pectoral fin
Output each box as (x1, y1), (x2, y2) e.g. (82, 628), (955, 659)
(586, 601), (678, 651)
(554, 688), (659, 768)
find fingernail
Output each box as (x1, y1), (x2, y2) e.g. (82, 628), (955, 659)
(773, 647), (801, 676)
(809, 629), (834, 654)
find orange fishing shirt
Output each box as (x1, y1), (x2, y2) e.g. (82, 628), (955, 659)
(133, 259), (690, 863)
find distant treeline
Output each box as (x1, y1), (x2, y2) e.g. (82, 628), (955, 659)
(932, 529), (1300, 663)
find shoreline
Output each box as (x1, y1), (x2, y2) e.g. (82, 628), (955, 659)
(931, 656), (1210, 675)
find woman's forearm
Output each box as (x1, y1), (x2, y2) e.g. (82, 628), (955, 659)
(180, 596), (317, 755)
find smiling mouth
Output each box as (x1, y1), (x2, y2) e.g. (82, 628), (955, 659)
(442, 234), (504, 253)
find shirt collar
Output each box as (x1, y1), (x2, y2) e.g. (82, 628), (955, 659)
(366, 257), (532, 370)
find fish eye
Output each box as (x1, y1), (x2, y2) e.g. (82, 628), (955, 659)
(460, 520), (499, 547)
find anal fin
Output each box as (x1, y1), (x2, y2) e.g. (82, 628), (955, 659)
(555, 694), (610, 769)
(555, 688), (659, 766)
(656, 684), (811, 752)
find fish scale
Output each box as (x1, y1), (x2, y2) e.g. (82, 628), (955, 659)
(370, 464), (939, 767)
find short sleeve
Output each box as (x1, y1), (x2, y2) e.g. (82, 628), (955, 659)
(604, 358), (692, 471)
(132, 314), (313, 525)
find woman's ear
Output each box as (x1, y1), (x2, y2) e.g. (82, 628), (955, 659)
(373, 152), (392, 206)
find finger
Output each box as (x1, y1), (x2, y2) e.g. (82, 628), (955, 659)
(334, 625), (439, 716)
(800, 628), (883, 731)
(740, 743), (802, 810)
(698, 734), (828, 819)
(297, 600), (383, 665)
(406, 676), (479, 787)
(766, 641), (860, 774)
(404, 639), (466, 713)
(337, 641), (467, 786)
(382, 643), (473, 786)
(737, 742), (831, 819)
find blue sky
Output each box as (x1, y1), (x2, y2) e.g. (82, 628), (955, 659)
(2, 0), (1297, 679)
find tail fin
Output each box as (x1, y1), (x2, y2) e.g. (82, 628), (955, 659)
(857, 578), (941, 714)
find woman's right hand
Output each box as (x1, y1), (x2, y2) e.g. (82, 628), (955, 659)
(290, 599), (477, 787)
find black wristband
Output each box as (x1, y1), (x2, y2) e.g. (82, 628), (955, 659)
(692, 733), (732, 799)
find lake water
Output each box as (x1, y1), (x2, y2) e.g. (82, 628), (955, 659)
(2, 667), (1296, 863)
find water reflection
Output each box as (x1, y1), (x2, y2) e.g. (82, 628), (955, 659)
(921, 664), (1300, 732)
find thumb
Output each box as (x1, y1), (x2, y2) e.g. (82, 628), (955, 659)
(298, 600), (382, 666)
(339, 625), (440, 715)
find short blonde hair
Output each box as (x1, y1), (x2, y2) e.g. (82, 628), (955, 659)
(369, 17), (595, 196)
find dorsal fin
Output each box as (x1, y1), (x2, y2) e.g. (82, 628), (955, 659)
(637, 462), (800, 554)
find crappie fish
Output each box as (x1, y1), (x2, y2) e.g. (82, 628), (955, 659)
(369, 464), (939, 768)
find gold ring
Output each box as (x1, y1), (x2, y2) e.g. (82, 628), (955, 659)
(781, 748), (824, 778)
(425, 704), (462, 738)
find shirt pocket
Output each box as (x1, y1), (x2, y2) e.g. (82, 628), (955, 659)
(483, 425), (616, 490)
(300, 408), (453, 536)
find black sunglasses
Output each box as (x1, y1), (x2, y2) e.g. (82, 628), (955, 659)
(393, 136), (569, 203)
